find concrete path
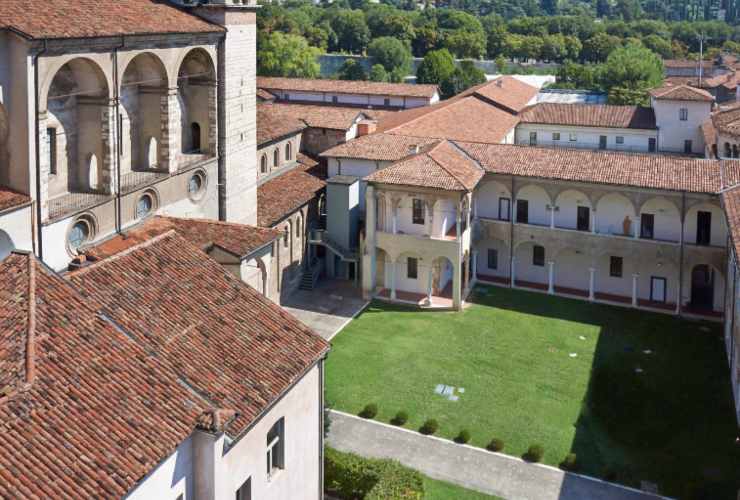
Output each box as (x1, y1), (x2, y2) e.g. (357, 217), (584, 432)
(327, 410), (670, 500)
(282, 280), (368, 340)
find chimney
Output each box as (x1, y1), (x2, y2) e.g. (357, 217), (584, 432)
(67, 254), (99, 272)
(496, 78), (504, 87)
(409, 144), (420, 155)
(357, 119), (377, 137)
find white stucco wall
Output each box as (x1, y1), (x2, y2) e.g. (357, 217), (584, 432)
(0, 205), (33, 260)
(652, 98), (711, 154)
(516, 124), (657, 152)
(271, 89), (435, 109)
(125, 437), (193, 500)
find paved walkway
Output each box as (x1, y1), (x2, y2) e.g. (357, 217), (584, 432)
(327, 410), (670, 500)
(282, 280), (368, 340)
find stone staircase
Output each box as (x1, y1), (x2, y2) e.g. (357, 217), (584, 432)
(299, 259), (322, 291)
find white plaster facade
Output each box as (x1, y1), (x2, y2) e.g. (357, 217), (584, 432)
(652, 98), (711, 154)
(265, 88), (438, 109)
(0, 204), (33, 260)
(515, 123), (658, 153)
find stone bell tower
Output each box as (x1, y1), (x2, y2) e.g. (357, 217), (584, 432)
(191, 0), (258, 225)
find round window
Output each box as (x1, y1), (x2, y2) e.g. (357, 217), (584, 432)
(68, 220), (91, 250)
(136, 194), (153, 219)
(188, 171), (205, 200)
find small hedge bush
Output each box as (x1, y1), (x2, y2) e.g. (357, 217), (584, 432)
(359, 403), (378, 419)
(419, 419), (439, 435)
(486, 438), (504, 452)
(391, 411), (409, 426)
(454, 429), (471, 444)
(325, 447), (424, 499)
(525, 444), (545, 462)
(560, 453), (578, 471)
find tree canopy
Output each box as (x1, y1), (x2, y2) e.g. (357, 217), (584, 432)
(257, 32), (321, 78)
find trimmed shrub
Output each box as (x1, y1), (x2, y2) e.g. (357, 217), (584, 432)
(525, 444), (545, 462)
(359, 403), (378, 419)
(486, 438), (504, 452)
(560, 453), (578, 471)
(454, 429), (471, 444)
(391, 411), (409, 426)
(419, 419), (439, 435)
(325, 447), (425, 499)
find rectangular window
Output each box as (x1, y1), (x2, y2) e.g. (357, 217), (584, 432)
(640, 213), (654, 239)
(684, 139), (693, 153)
(696, 210), (712, 245)
(533, 245), (545, 267)
(552, 132), (560, 141)
(47, 128), (57, 175)
(384, 98), (390, 106)
(609, 256), (623, 278)
(529, 131), (537, 146)
(236, 478), (251, 500)
(648, 138), (656, 152)
(498, 197), (511, 221)
(577, 206), (590, 231)
(650, 276), (667, 303)
(599, 135), (607, 149)
(407, 257), (418, 279)
(569, 133), (577, 142)
(516, 199), (529, 224)
(332, 96), (338, 104)
(412, 199), (424, 225)
(616, 136), (624, 144)
(266, 418), (285, 478)
(679, 108), (688, 121)
(487, 249), (498, 270)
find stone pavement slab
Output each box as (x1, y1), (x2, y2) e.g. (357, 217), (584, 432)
(327, 410), (672, 500)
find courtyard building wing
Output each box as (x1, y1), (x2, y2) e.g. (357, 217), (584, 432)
(257, 104), (307, 147)
(0, 0), (223, 39)
(258, 164), (326, 227)
(0, 252), (201, 498)
(68, 232), (330, 438)
(259, 102), (391, 132)
(518, 103), (657, 130)
(257, 76), (439, 100)
(465, 76), (540, 114)
(320, 133), (439, 162)
(649, 84), (715, 102)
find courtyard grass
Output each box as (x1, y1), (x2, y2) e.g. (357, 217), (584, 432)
(325, 286), (740, 499)
(423, 477), (500, 499)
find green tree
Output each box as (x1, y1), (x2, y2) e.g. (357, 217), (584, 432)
(257, 32), (321, 78)
(642, 34), (673, 58)
(368, 36), (412, 75)
(369, 64), (389, 82)
(417, 48), (457, 85)
(337, 58), (368, 80)
(602, 44), (663, 105)
(366, 5), (416, 42)
(541, 0), (558, 16)
(440, 60), (486, 98)
(582, 32), (620, 62)
(329, 9), (370, 54)
(443, 30), (487, 59)
(495, 54), (508, 73)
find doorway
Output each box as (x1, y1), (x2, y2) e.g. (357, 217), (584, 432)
(516, 199), (528, 224)
(690, 265), (714, 310)
(650, 276), (666, 303)
(498, 197), (511, 221)
(599, 135), (607, 149)
(577, 206), (590, 231)
(696, 211), (711, 246)
(640, 213), (654, 239)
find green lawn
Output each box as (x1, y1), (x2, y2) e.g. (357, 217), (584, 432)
(423, 477), (500, 499)
(326, 286), (740, 499)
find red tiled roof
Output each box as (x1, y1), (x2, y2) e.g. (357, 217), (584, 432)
(711, 103), (740, 138)
(458, 143), (727, 194)
(664, 59), (713, 69)
(381, 96), (519, 144)
(0, 252), (201, 498)
(257, 76), (439, 99)
(257, 88), (277, 102)
(320, 133), (438, 161)
(258, 165), (326, 227)
(518, 103), (656, 129)
(86, 216), (280, 260)
(69, 232), (329, 438)
(722, 186), (740, 260)
(0, 0), (222, 39)
(366, 140), (483, 191)
(650, 84), (714, 102)
(0, 186), (31, 213)
(257, 103), (306, 146)
(469, 76), (539, 114)
(259, 102), (390, 131)
(701, 118), (717, 151)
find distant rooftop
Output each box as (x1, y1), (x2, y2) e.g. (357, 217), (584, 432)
(257, 76), (439, 99)
(536, 89), (607, 104)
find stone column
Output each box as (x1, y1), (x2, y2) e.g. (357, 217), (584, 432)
(510, 257), (516, 287)
(549, 206), (555, 229)
(548, 261), (555, 294)
(100, 101), (117, 195)
(392, 198), (399, 235)
(390, 260), (397, 300)
(591, 210), (597, 234)
(472, 251), (478, 284)
(633, 218), (640, 239)
(424, 199), (433, 237)
(37, 110), (50, 222)
(160, 87), (181, 173)
(453, 258), (463, 310)
(463, 257), (469, 295)
(632, 273), (639, 306)
(426, 264), (433, 306)
(362, 186), (377, 300)
(473, 196), (478, 221)
(588, 267), (595, 301)
(456, 203), (462, 241)
(675, 287), (681, 314)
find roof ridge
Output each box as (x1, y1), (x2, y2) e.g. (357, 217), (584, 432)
(24, 256), (37, 388)
(157, 215), (279, 235)
(72, 230), (179, 276)
(426, 142), (468, 190)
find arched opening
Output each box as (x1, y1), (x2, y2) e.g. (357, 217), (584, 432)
(376, 195), (387, 231)
(595, 193), (636, 236)
(0, 230), (14, 261)
(475, 180), (511, 221)
(514, 241), (548, 288)
(476, 238), (509, 283)
(685, 203), (726, 247)
(554, 247), (590, 295)
(260, 154), (268, 174)
(177, 49), (215, 158)
(374, 247), (389, 289)
(554, 189), (591, 231)
(733, 144), (738, 159)
(691, 264), (715, 310)
(725, 142), (731, 158)
(638, 197), (681, 242)
(273, 148), (280, 167)
(515, 184), (551, 226)
(120, 53), (168, 176)
(431, 256), (454, 298)
(285, 142), (292, 161)
(45, 58), (111, 200)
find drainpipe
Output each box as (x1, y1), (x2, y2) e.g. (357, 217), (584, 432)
(113, 35), (125, 233)
(678, 191), (686, 316)
(33, 39), (48, 261)
(216, 36), (227, 221)
(509, 176), (515, 287)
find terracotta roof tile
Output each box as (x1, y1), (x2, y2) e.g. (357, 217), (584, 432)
(258, 102), (390, 131)
(469, 76), (539, 113)
(701, 118), (717, 150)
(85, 216), (280, 260)
(321, 133), (438, 161)
(518, 103), (656, 129)
(258, 165), (326, 227)
(365, 140), (483, 191)
(0, 252), (201, 498)
(0, 0), (222, 39)
(650, 84), (714, 102)
(257, 88), (277, 102)
(257, 103), (306, 146)
(257, 76), (439, 99)
(69, 232), (329, 438)
(722, 186), (740, 259)
(0, 186), (31, 213)
(664, 59), (713, 69)
(459, 142), (725, 194)
(711, 103), (740, 138)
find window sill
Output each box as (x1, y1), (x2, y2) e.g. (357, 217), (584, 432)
(267, 468), (284, 484)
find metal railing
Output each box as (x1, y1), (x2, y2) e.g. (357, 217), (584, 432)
(48, 190), (112, 221)
(309, 229), (359, 261)
(119, 169), (170, 194)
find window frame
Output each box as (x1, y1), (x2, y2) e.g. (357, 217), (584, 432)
(569, 132), (577, 142)
(616, 136), (624, 145)
(266, 418), (285, 479)
(47, 127), (57, 175)
(260, 154), (268, 173)
(487, 248), (498, 270)
(412, 199), (425, 225)
(407, 257), (418, 279)
(679, 108), (688, 121)
(552, 132), (560, 141)
(532, 245), (545, 267)
(609, 256), (623, 278)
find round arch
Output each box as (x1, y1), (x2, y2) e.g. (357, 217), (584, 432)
(476, 237), (509, 279)
(475, 180), (511, 220)
(684, 202), (726, 247)
(595, 192), (637, 237)
(431, 255), (454, 296)
(554, 188), (592, 230)
(688, 262), (725, 312)
(638, 196), (681, 242)
(553, 246), (590, 292)
(255, 256), (268, 296)
(0, 230), (14, 261)
(40, 56), (111, 111)
(514, 240), (549, 287)
(177, 49), (216, 156)
(515, 184), (551, 226)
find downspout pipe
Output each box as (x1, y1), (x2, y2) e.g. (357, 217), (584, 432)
(33, 39), (48, 261)
(113, 35), (125, 233)
(216, 35), (227, 221)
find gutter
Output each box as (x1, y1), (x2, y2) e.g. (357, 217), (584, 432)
(33, 38), (48, 261)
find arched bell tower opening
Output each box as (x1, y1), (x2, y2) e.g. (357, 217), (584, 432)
(177, 49), (216, 161)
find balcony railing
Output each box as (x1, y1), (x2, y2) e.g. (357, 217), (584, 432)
(48, 190), (112, 221)
(120, 169), (169, 194)
(516, 139), (653, 154)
